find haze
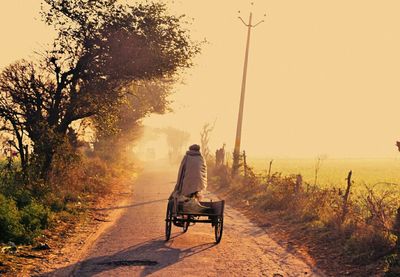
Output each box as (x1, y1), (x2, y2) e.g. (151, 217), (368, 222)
(1, 0), (400, 158)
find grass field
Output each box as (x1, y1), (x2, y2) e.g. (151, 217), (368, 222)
(248, 157), (400, 192)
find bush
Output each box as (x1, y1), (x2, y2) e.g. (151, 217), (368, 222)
(20, 201), (50, 239)
(82, 157), (111, 194)
(345, 227), (393, 263)
(0, 193), (51, 244)
(0, 138), (125, 246)
(13, 189), (33, 208)
(0, 194), (24, 243)
(210, 164), (397, 269)
(0, 169), (26, 198)
(49, 197), (66, 212)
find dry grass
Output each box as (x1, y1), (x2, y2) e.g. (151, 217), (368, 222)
(210, 163), (400, 275)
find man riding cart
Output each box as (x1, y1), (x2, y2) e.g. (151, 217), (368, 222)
(169, 144), (212, 215)
(165, 144), (225, 243)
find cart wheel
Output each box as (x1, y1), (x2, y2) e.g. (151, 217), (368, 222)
(165, 201), (173, 241)
(214, 216), (223, 244)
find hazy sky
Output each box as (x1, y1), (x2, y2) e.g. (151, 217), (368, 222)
(1, 1), (400, 158)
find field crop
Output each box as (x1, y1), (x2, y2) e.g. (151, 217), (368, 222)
(249, 158), (400, 192)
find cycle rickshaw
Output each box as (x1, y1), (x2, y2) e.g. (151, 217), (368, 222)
(165, 198), (225, 244)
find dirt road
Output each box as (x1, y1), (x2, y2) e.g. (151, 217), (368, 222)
(44, 168), (323, 277)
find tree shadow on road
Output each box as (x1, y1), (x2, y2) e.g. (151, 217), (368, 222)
(37, 235), (216, 277)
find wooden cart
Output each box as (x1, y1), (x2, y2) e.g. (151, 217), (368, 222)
(165, 199), (225, 244)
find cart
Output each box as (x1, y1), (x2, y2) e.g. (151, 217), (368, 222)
(165, 199), (225, 244)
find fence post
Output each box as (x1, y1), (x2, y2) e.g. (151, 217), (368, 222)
(243, 150), (247, 177)
(295, 174), (302, 194)
(267, 159), (273, 181)
(341, 170), (353, 224)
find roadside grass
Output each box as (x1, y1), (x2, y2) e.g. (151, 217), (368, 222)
(0, 155), (131, 244)
(0, 153), (136, 275)
(210, 161), (400, 276)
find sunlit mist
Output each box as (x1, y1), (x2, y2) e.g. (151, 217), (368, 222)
(2, 1), (400, 158)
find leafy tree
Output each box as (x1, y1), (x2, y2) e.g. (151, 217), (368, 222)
(93, 79), (174, 162)
(161, 127), (190, 163)
(0, 0), (199, 177)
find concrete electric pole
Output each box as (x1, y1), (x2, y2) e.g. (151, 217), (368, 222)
(232, 4), (266, 176)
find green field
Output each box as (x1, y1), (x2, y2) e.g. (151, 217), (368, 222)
(249, 158), (400, 191)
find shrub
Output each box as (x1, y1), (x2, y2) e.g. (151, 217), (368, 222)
(0, 194), (51, 244)
(49, 197), (66, 212)
(20, 201), (50, 240)
(210, 163), (398, 269)
(13, 189), (33, 208)
(345, 227), (393, 263)
(82, 157), (110, 194)
(0, 194), (24, 243)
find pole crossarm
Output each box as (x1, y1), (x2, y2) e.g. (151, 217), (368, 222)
(238, 16), (249, 26)
(238, 16), (265, 28)
(252, 19), (265, 28)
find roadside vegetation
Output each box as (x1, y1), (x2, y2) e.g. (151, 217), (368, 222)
(209, 156), (400, 276)
(0, 0), (199, 274)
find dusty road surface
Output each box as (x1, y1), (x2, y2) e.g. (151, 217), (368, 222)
(44, 167), (323, 277)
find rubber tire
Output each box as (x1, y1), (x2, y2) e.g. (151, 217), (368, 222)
(165, 201), (173, 241)
(215, 216), (223, 244)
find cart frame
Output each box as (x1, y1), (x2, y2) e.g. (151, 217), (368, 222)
(165, 199), (225, 243)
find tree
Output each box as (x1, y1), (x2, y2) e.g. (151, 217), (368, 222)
(161, 127), (190, 163)
(200, 121), (215, 162)
(0, 0), (199, 177)
(93, 79), (174, 162)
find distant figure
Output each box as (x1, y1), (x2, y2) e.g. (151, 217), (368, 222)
(169, 144), (209, 213)
(396, 141), (400, 152)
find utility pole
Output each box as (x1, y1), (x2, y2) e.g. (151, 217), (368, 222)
(232, 4), (266, 176)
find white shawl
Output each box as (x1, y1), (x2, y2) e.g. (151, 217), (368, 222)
(173, 150), (207, 196)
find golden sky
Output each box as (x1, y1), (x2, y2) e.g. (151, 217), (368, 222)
(1, 1), (400, 158)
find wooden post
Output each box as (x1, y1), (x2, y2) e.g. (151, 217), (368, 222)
(314, 157), (321, 186)
(267, 159), (273, 181)
(221, 144), (225, 166)
(341, 170), (353, 224)
(295, 174), (302, 194)
(243, 150), (247, 177)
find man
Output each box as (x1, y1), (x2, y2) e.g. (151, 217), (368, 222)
(170, 144), (210, 213)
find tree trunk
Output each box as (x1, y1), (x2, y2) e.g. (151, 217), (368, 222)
(41, 150), (54, 179)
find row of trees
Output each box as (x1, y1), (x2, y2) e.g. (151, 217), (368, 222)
(0, 0), (200, 179)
